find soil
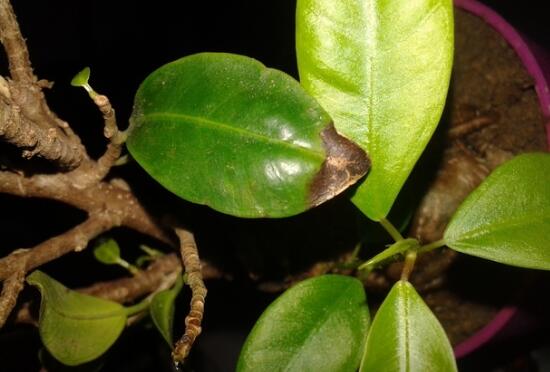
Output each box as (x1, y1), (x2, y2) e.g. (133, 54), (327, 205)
(397, 9), (548, 346)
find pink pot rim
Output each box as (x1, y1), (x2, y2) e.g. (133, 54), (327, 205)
(453, 0), (550, 358)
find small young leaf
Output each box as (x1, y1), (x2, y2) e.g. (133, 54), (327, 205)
(93, 239), (121, 265)
(237, 275), (370, 372)
(444, 153), (550, 269)
(135, 255), (153, 268)
(27, 271), (127, 366)
(150, 275), (184, 345)
(296, 0), (454, 220)
(71, 67), (91, 87)
(360, 281), (456, 372)
(127, 53), (369, 218)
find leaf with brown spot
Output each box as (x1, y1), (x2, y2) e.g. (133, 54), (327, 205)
(128, 53), (369, 218)
(310, 124), (370, 207)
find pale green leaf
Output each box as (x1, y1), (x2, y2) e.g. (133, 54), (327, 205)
(27, 271), (127, 366)
(360, 281), (456, 372)
(444, 153), (550, 269)
(71, 67), (91, 87)
(296, 0), (454, 220)
(150, 275), (184, 345)
(93, 239), (121, 265)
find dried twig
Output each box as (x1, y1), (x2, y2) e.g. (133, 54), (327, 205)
(172, 228), (207, 364)
(93, 94), (127, 180)
(0, 250), (28, 327)
(81, 254), (182, 303)
(0, 98), (86, 168)
(0, 0), (34, 82)
(0, 0), (87, 168)
(0, 171), (169, 244)
(0, 215), (113, 281)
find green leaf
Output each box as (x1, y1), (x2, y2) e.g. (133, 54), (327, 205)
(444, 153), (550, 270)
(360, 281), (456, 372)
(71, 67), (91, 87)
(93, 239), (121, 265)
(27, 271), (127, 366)
(237, 275), (370, 372)
(127, 53), (369, 218)
(150, 275), (184, 345)
(296, 0), (454, 220)
(38, 348), (105, 372)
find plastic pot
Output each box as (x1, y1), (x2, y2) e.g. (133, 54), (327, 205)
(452, 0), (550, 359)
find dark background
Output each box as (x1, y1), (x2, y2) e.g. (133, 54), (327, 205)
(1, 1), (550, 371)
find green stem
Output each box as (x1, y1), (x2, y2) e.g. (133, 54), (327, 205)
(379, 218), (404, 242)
(401, 250), (417, 281)
(358, 238), (419, 271)
(417, 239), (447, 254)
(124, 297), (150, 317)
(116, 258), (140, 276)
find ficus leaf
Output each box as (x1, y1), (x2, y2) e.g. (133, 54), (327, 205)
(150, 275), (184, 345)
(444, 153), (550, 269)
(38, 347), (105, 372)
(27, 271), (127, 366)
(360, 280), (456, 372)
(237, 275), (370, 372)
(296, 0), (454, 220)
(127, 52), (369, 218)
(93, 239), (121, 265)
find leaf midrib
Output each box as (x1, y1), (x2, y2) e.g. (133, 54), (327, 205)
(45, 297), (125, 321)
(140, 112), (325, 162)
(446, 214), (550, 243)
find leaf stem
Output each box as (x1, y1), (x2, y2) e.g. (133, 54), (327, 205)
(401, 251), (417, 281)
(116, 258), (140, 276)
(417, 239), (446, 254)
(124, 298), (150, 317)
(358, 238), (419, 271)
(379, 218), (404, 241)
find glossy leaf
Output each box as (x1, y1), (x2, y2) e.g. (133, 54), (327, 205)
(360, 281), (456, 372)
(237, 275), (370, 372)
(93, 239), (121, 265)
(128, 53), (369, 218)
(27, 271), (127, 366)
(296, 0), (454, 220)
(444, 153), (550, 269)
(150, 275), (184, 345)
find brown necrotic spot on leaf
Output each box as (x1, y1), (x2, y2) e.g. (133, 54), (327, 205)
(309, 124), (370, 207)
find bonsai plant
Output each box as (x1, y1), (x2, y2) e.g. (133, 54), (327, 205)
(0, 0), (548, 371)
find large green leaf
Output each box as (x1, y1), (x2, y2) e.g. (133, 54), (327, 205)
(444, 153), (550, 269)
(296, 0), (454, 220)
(128, 53), (369, 218)
(27, 271), (127, 366)
(150, 275), (184, 345)
(237, 275), (370, 372)
(360, 281), (456, 372)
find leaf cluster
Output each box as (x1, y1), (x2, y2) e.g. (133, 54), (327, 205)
(24, 0), (550, 370)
